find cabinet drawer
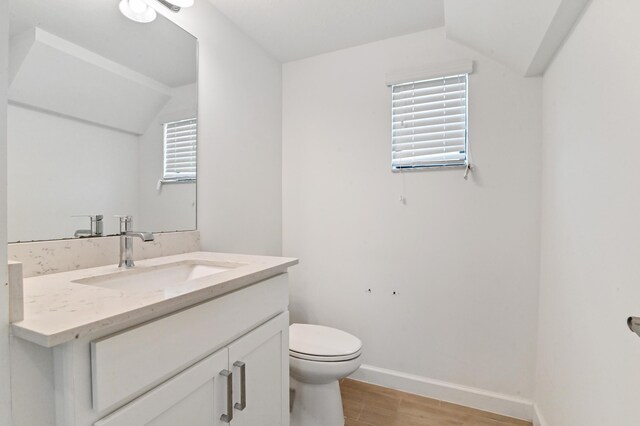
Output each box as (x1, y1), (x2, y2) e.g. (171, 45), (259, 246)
(91, 274), (288, 412)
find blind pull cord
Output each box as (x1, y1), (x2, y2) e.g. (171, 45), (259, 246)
(463, 163), (472, 180)
(399, 171), (407, 205)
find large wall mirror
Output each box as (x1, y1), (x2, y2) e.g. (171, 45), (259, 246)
(7, 0), (198, 242)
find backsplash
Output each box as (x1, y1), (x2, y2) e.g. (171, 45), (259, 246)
(8, 231), (200, 278)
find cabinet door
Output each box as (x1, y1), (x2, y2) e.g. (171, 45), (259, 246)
(228, 312), (290, 426)
(94, 347), (231, 426)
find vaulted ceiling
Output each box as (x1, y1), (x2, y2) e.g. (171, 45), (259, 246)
(445, 0), (591, 77)
(207, 0), (590, 76)
(207, 0), (445, 62)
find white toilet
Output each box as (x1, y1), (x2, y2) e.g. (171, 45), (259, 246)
(289, 324), (363, 426)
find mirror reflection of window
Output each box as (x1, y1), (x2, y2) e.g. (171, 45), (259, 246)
(163, 118), (197, 183)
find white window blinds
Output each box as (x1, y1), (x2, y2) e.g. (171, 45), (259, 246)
(163, 118), (197, 181)
(391, 74), (468, 170)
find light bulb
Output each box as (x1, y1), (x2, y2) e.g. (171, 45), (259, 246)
(129, 0), (148, 13)
(119, 0), (157, 23)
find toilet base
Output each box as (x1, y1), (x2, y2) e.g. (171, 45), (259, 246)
(290, 377), (344, 426)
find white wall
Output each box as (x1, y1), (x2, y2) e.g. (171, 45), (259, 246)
(158, 1), (283, 256)
(535, 0), (640, 424)
(138, 83), (197, 233)
(0, 0), (10, 423)
(283, 28), (542, 410)
(7, 105), (140, 241)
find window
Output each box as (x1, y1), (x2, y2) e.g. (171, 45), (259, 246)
(163, 118), (197, 181)
(391, 74), (468, 170)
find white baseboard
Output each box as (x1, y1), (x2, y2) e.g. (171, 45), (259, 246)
(533, 403), (548, 426)
(350, 364), (534, 422)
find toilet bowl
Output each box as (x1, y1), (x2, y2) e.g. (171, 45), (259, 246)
(289, 324), (363, 426)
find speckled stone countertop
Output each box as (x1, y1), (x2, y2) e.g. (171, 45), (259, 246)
(11, 251), (298, 348)
(9, 231), (201, 278)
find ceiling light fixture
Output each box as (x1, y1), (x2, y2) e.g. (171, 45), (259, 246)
(119, 0), (157, 23)
(119, 0), (194, 23)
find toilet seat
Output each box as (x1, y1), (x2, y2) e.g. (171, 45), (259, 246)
(289, 348), (362, 362)
(289, 324), (363, 362)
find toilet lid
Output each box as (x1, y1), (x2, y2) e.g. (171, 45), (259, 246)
(289, 324), (363, 360)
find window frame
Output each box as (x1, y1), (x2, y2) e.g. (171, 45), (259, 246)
(390, 73), (469, 172)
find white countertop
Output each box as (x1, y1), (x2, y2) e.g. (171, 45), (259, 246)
(11, 251), (298, 347)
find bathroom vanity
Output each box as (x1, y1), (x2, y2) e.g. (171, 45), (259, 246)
(10, 251), (297, 426)
(5, 1), (299, 424)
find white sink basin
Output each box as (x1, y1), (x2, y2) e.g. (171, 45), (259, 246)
(73, 261), (235, 292)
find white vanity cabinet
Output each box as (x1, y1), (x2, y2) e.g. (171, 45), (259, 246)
(45, 273), (291, 426)
(95, 313), (289, 426)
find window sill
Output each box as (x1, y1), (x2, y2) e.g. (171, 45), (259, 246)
(392, 163), (467, 173)
(160, 178), (196, 185)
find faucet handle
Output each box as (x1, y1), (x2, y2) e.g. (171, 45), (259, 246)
(72, 215), (104, 236)
(114, 215), (133, 233)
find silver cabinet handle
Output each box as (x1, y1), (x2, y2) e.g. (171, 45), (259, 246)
(234, 361), (247, 411)
(220, 370), (233, 423)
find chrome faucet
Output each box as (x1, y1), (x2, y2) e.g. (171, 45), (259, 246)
(116, 215), (155, 268)
(73, 215), (104, 238)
